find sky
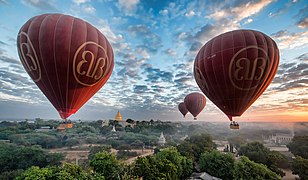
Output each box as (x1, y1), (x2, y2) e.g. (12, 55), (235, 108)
(0, 0), (307, 122)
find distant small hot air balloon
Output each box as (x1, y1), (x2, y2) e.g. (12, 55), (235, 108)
(17, 14), (114, 120)
(178, 102), (188, 117)
(184, 92), (206, 120)
(194, 29), (279, 125)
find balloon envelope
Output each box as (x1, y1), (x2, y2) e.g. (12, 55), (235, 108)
(194, 29), (279, 121)
(178, 102), (188, 117)
(17, 14), (114, 119)
(184, 92), (206, 119)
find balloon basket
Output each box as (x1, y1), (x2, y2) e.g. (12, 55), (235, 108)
(230, 125), (239, 130)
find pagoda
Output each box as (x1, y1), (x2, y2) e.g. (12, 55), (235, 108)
(115, 111), (123, 121)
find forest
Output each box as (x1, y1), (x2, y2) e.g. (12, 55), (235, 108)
(0, 119), (307, 179)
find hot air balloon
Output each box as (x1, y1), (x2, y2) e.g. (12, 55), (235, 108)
(194, 29), (279, 128)
(184, 92), (206, 120)
(178, 102), (188, 117)
(17, 14), (114, 120)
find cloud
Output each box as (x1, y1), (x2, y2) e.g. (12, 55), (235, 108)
(163, 48), (176, 56)
(0, 0), (8, 5)
(185, 10), (196, 18)
(208, 0), (272, 23)
(133, 85), (149, 94)
(159, 9), (168, 16)
(143, 66), (173, 83)
(83, 4), (96, 14)
(127, 25), (162, 53)
(294, 5), (308, 29)
(118, 0), (139, 15)
(272, 30), (308, 49)
(298, 17), (308, 29)
(72, 0), (90, 5)
(22, 0), (58, 11)
(271, 53), (308, 92)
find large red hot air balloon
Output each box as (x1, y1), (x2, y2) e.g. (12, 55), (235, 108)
(178, 102), (188, 117)
(194, 29), (279, 122)
(184, 93), (206, 120)
(17, 14), (114, 119)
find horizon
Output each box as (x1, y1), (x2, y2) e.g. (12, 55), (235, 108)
(0, 0), (307, 122)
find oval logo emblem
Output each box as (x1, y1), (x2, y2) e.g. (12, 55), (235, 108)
(229, 46), (270, 90)
(73, 41), (109, 87)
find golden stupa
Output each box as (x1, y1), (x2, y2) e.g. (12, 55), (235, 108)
(115, 111), (123, 121)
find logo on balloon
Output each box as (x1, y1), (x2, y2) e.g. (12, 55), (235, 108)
(17, 32), (41, 82)
(229, 46), (270, 90)
(73, 41), (109, 87)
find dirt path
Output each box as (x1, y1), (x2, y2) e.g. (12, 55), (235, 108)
(282, 169), (299, 180)
(125, 151), (154, 164)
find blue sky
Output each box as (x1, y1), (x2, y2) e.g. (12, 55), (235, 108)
(0, 0), (307, 122)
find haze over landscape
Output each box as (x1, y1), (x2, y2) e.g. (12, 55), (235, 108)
(0, 0), (307, 122)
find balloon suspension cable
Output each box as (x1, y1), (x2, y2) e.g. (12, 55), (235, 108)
(227, 115), (233, 121)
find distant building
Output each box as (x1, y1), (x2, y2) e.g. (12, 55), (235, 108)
(158, 132), (166, 146)
(111, 125), (116, 132)
(187, 172), (222, 180)
(213, 140), (230, 152)
(35, 126), (51, 132)
(269, 133), (293, 144)
(114, 111), (125, 127)
(101, 120), (109, 127)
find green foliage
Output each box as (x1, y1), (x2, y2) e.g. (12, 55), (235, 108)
(199, 151), (235, 180)
(291, 156), (308, 180)
(90, 151), (120, 179)
(234, 156), (281, 180)
(238, 141), (288, 176)
(16, 163), (104, 180)
(133, 156), (177, 180)
(287, 136), (308, 159)
(133, 147), (193, 180)
(88, 145), (111, 160)
(0, 143), (63, 173)
(156, 147), (193, 179)
(0, 169), (24, 180)
(177, 133), (214, 161)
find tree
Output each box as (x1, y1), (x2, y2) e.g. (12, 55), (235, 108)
(238, 141), (287, 176)
(133, 156), (177, 180)
(234, 156), (281, 180)
(177, 133), (215, 161)
(156, 147), (193, 179)
(199, 151), (235, 180)
(90, 151), (120, 179)
(88, 145), (111, 160)
(287, 136), (308, 159)
(16, 163), (103, 180)
(132, 147), (193, 180)
(0, 143), (63, 173)
(291, 156), (308, 180)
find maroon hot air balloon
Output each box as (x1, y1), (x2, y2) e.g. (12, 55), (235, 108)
(17, 14), (114, 119)
(178, 102), (188, 117)
(184, 92), (206, 120)
(194, 29), (279, 122)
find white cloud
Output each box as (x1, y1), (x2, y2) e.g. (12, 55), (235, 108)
(298, 17), (308, 29)
(243, 18), (253, 25)
(136, 47), (150, 59)
(72, 0), (89, 5)
(118, 0), (139, 15)
(83, 4), (95, 14)
(208, 0), (272, 23)
(273, 31), (308, 49)
(185, 10), (195, 18)
(159, 9), (168, 16)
